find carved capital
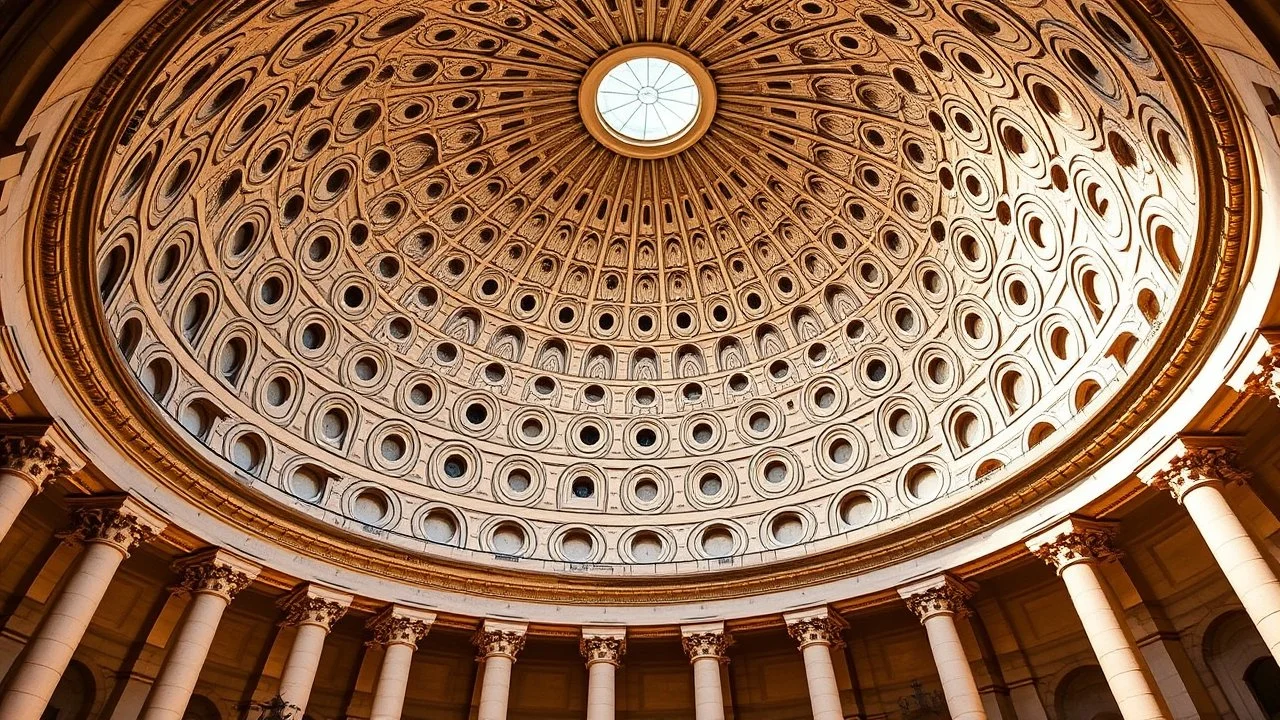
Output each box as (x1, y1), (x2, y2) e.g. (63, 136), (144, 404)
(580, 635), (626, 665)
(1027, 517), (1120, 573)
(279, 585), (351, 631)
(1147, 445), (1250, 503)
(1241, 343), (1280, 406)
(367, 606), (435, 648)
(474, 627), (527, 660)
(0, 435), (71, 491)
(903, 582), (973, 622)
(64, 495), (166, 556)
(785, 615), (846, 648)
(681, 631), (730, 661)
(173, 549), (260, 602)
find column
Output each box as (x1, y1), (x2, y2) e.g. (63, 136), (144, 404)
(0, 495), (166, 720)
(366, 605), (435, 720)
(275, 584), (352, 717)
(1144, 443), (1280, 663)
(1027, 517), (1171, 720)
(0, 432), (74, 543)
(139, 549), (260, 720)
(681, 623), (730, 720)
(783, 607), (846, 720)
(580, 627), (626, 720)
(899, 576), (987, 720)
(474, 620), (527, 720)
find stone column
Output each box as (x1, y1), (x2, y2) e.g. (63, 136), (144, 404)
(681, 623), (730, 720)
(0, 432), (75, 544)
(1027, 517), (1171, 720)
(900, 576), (987, 720)
(580, 627), (626, 720)
(275, 584), (352, 717)
(783, 607), (846, 720)
(0, 495), (166, 720)
(366, 605), (435, 720)
(1144, 443), (1280, 663)
(474, 620), (527, 720)
(139, 550), (260, 720)
(1239, 336), (1280, 406)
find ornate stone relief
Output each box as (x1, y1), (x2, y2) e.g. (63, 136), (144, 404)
(64, 497), (166, 555)
(903, 582), (972, 621)
(1147, 444), (1251, 502)
(785, 615), (846, 647)
(367, 606), (435, 648)
(1028, 518), (1120, 572)
(475, 628), (528, 659)
(174, 553), (260, 602)
(681, 631), (730, 661)
(0, 436), (71, 491)
(279, 586), (351, 630)
(580, 635), (626, 665)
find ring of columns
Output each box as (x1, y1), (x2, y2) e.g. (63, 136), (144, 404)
(1, 0), (1279, 717)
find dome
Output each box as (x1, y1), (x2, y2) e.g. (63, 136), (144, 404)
(3, 0), (1280, 716)
(80, 0), (1204, 582)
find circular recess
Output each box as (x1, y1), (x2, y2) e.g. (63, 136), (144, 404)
(621, 466), (672, 514)
(578, 44), (717, 159)
(429, 442), (482, 492)
(492, 456), (545, 506)
(484, 518), (533, 557)
(418, 505), (463, 546)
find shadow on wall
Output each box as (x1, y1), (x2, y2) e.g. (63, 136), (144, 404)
(1204, 610), (1280, 719)
(43, 659), (93, 720)
(1054, 665), (1121, 720)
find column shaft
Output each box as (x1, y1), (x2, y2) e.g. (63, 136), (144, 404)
(477, 654), (514, 720)
(920, 612), (986, 720)
(139, 591), (230, 720)
(799, 642), (843, 720)
(585, 661), (616, 720)
(369, 642), (415, 720)
(0, 541), (127, 720)
(1182, 482), (1280, 662)
(0, 470), (37, 544)
(277, 622), (329, 715)
(691, 656), (725, 720)
(1059, 561), (1169, 720)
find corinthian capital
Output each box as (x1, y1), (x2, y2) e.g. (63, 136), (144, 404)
(1145, 441), (1250, 503)
(1026, 516), (1120, 574)
(279, 584), (352, 631)
(367, 605), (436, 648)
(0, 423), (84, 491)
(681, 623), (730, 662)
(900, 576), (975, 622)
(1241, 341), (1280, 406)
(580, 633), (626, 665)
(474, 620), (528, 660)
(64, 494), (167, 555)
(785, 610), (846, 648)
(173, 549), (261, 602)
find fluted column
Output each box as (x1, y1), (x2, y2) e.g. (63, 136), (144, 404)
(139, 550), (260, 720)
(0, 432), (74, 544)
(1144, 443), (1280, 663)
(581, 628), (626, 720)
(0, 495), (166, 720)
(900, 577), (987, 720)
(275, 584), (352, 717)
(1027, 518), (1171, 720)
(474, 620), (527, 720)
(366, 606), (435, 720)
(681, 623), (730, 720)
(783, 608), (846, 720)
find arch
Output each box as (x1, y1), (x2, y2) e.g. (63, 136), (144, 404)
(674, 345), (705, 378)
(442, 307), (482, 344)
(487, 325), (525, 362)
(1054, 665), (1121, 720)
(46, 659), (95, 720)
(1203, 609), (1277, 719)
(183, 694), (221, 720)
(581, 345), (615, 379)
(535, 338), (568, 373)
(629, 347), (660, 381)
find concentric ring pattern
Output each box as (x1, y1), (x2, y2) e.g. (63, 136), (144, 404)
(94, 0), (1197, 568)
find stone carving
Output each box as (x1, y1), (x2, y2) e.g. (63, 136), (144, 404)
(367, 609), (433, 648)
(785, 615), (845, 647)
(67, 505), (158, 555)
(1242, 343), (1280, 406)
(474, 628), (527, 659)
(580, 635), (626, 664)
(280, 592), (349, 631)
(1148, 445), (1251, 502)
(1031, 524), (1121, 572)
(904, 584), (972, 622)
(176, 560), (255, 602)
(0, 436), (70, 490)
(682, 631), (729, 661)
